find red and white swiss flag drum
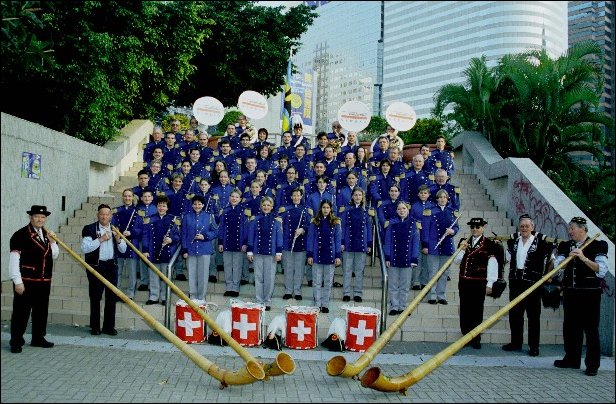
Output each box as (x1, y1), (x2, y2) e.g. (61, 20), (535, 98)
(231, 300), (265, 347)
(344, 306), (381, 352)
(284, 306), (319, 349)
(175, 299), (207, 344)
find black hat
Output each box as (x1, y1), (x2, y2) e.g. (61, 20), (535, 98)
(27, 205), (51, 216)
(570, 216), (587, 225)
(467, 218), (487, 226)
(519, 214), (531, 221)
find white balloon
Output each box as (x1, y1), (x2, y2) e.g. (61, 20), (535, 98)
(337, 100), (371, 132)
(238, 90), (269, 120)
(192, 96), (225, 125)
(385, 101), (417, 131)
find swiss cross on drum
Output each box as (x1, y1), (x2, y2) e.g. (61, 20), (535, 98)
(285, 311), (317, 349)
(345, 310), (378, 352)
(175, 301), (206, 344)
(231, 306), (262, 346)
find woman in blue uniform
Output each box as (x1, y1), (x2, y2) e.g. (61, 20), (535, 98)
(111, 189), (142, 300)
(217, 188), (249, 297)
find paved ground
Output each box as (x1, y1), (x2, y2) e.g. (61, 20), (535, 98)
(1, 322), (614, 403)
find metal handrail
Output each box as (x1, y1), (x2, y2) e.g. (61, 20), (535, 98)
(372, 214), (388, 334)
(164, 247), (183, 329)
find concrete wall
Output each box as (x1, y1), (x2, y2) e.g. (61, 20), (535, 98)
(1, 113), (152, 282)
(452, 130), (615, 356)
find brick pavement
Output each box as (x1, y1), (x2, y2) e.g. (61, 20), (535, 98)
(1, 323), (614, 403)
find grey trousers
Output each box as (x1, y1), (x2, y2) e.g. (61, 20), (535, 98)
(388, 266), (411, 311)
(223, 251), (244, 293)
(253, 254), (276, 306)
(342, 251), (366, 297)
(426, 254), (450, 301)
(148, 263), (169, 301)
(117, 257), (137, 299)
(312, 263), (334, 308)
(187, 255), (211, 301)
(283, 250), (306, 296)
(411, 253), (429, 286)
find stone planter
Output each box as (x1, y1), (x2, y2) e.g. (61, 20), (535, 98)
(208, 136), (221, 149)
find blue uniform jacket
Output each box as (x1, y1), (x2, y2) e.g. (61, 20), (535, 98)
(211, 184), (234, 210)
(384, 217), (421, 267)
(400, 169), (433, 203)
(181, 211), (218, 256)
(275, 180), (301, 208)
(246, 213), (283, 256)
(368, 173), (398, 204)
(430, 149), (455, 175)
(306, 219), (342, 264)
(421, 206), (459, 256)
(429, 182), (461, 211)
(111, 205), (143, 258)
(279, 204), (312, 252)
(306, 190), (336, 215)
(339, 205), (373, 252)
(142, 214), (181, 264)
(217, 205), (249, 251)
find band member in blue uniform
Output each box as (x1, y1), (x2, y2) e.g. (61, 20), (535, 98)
(384, 201), (421, 315)
(141, 196), (180, 306)
(429, 169), (460, 211)
(339, 187), (373, 303)
(111, 189), (142, 300)
(81, 204), (128, 336)
(275, 166), (301, 209)
(246, 196), (283, 310)
(135, 189), (157, 290)
(306, 175), (336, 215)
(400, 153), (433, 203)
(218, 188), (249, 297)
(368, 159), (398, 205)
(306, 200), (342, 313)
(279, 188), (311, 301)
(502, 214), (555, 357)
(454, 217), (499, 349)
(553, 217), (609, 376)
(410, 185), (435, 290)
(9, 205), (59, 353)
(430, 135), (455, 176)
(421, 189), (459, 306)
(181, 195), (218, 301)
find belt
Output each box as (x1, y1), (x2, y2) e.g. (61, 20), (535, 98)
(98, 259), (115, 264)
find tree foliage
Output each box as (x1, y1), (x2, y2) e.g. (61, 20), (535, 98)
(1, 1), (316, 145)
(433, 42), (615, 240)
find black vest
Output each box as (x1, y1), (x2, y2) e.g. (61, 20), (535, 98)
(82, 222), (121, 267)
(459, 236), (498, 281)
(558, 239), (608, 290)
(507, 232), (553, 283)
(10, 224), (54, 281)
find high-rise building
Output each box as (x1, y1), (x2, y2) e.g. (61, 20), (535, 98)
(293, 1), (569, 130)
(568, 1), (615, 166)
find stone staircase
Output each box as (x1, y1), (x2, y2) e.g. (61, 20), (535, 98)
(1, 157), (565, 347)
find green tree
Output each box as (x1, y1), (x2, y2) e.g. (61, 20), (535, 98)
(398, 117), (445, 145)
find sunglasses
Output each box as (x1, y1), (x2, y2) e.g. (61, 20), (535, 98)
(470, 225), (483, 229)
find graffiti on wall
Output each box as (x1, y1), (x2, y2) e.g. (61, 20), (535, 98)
(512, 178), (569, 239)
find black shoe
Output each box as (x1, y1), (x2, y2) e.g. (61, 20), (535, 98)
(428, 299), (437, 305)
(307, 280), (313, 287)
(333, 282), (343, 288)
(354, 296), (362, 303)
(145, 300), (158, 305)
(411, 285), (421, 290)
(217, 265), (224, 272)
(101, 328), (118, 336)
(137, 284), (149, 291)
(10, 346), (22, 353)
(553, 359), (580, 369)
(31, 338), (54, 348)
(437, 299), (448, 305)
(294, 295), (302, 301)
(232, 291), (240, 297)
(208, 275), (218, 283)
(224, 291), (232, 297)
(160, 300), (166, 306)
(342, 295), (351, 302)
(389, 309), (398, 315)
(265, 306), (271, 311)
(320, 307), (329, 313)
(420, 284), (426, 289)
(175, 274), (187, 281)
(471, 340), (481, 349)
(283, 294), (292, 300)
(529, 348), (539, 357)
(240, 280), (249, 285)
(585, 368), (598, 376)
(502, 343), (522, 352)
(447, 276), (451, 281)
(91, 329), (101, 335)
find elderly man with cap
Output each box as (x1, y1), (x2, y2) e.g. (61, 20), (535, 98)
(553, 216), (609, 376)
(454, 217), (500, 349)
(9, 205), (59, 353)
(502, 214), (556, 357)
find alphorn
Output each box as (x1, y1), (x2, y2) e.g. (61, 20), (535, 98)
(360, 233), (601, 394)
(327, 245), (465, 379)
(110, 225), (296, 382)
(47, 231), (279, 388)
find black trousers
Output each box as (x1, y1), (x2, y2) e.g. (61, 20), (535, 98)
(562, 288), (601, 370)
(508, 279), (542, 349)
(458, 279), (487, 344)
(87, 260), (118, 332)
(10, 281), (51, 348)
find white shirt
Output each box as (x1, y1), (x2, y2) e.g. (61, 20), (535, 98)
(80, 223), (127, 260)
(515, 234), (535, 269)
(454, 236), (499, 287)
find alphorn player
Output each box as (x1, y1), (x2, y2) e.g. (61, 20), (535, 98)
(553, 216), (609, 376)
(454, 217), (500, 349)
(502, 214), (555, 357)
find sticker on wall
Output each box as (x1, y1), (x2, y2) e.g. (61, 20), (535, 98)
(21, 152), (41, 179)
